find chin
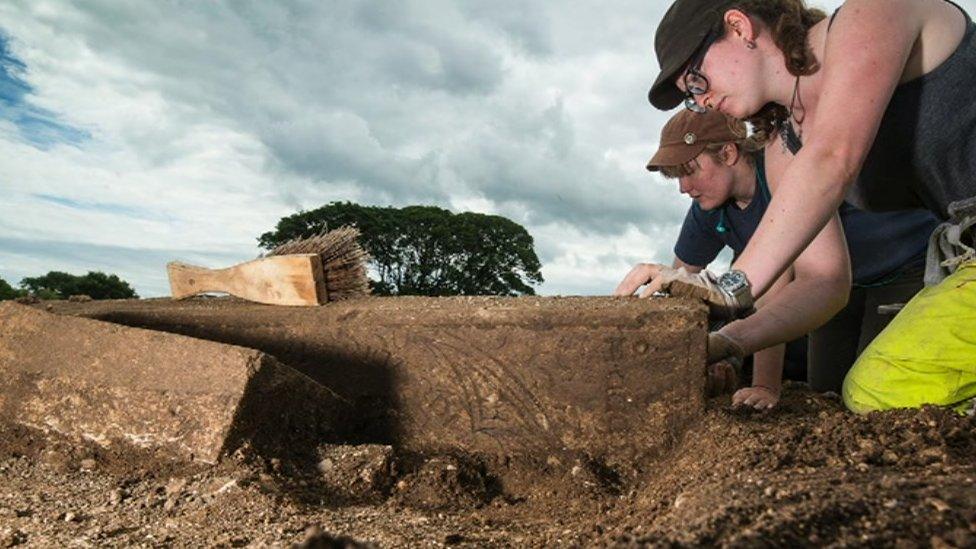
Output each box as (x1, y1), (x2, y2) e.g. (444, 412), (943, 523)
(696, 198), (720, 210)
(722, 101), (749, 120)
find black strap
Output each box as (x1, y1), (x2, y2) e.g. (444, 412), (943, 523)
(828, 7), (841, 31)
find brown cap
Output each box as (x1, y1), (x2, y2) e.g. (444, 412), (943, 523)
(648, 0), (738, 110)
(647, 109), (745, 171)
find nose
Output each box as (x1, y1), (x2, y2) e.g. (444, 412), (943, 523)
(697, 93), (712, 110)
(678, 177), (693, 195)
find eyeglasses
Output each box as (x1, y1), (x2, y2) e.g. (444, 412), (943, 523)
(683, 31), (718, 114)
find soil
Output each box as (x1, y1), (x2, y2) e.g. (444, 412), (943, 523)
(1, 384), (974, 547)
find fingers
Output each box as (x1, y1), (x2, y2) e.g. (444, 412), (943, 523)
(640, 271), (669, 297)
(705, 361), (738, 396)
(613, 264), (662, 297)
(732, 387), (779, 410)
(638, 265), (670, 299)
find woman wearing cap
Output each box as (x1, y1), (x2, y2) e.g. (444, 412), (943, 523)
(645, 0), (976, 413)
(615, 109), (937, 409)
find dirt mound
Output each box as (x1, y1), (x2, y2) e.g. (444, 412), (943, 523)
(603, 384), (976, 547)
(1, 383), (974, 546)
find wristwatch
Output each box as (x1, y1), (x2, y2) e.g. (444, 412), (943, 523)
(716, 270), (754, 311)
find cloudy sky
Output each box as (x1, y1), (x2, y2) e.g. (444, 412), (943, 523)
(3, 0), (956, 297)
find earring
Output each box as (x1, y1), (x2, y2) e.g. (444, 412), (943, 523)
(746, 40), (757, 49)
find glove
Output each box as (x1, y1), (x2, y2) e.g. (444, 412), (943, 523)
(707, 331), (746, 365)
(648, 267), (753, 320)
(706, 361), (739, 396)
(704, 332), (746, 396)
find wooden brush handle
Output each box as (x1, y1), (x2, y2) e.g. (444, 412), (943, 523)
(167, 254), (327, 306)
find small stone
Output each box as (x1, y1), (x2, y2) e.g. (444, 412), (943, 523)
(79, 459), (97, 471)
(317, 458), (335, 473)
(109, 490), (124, 506)
(165, 478), (187, 496)
(163, 498), (177, 513)
(928, 498), (951, 513)
(63, 511), (78, 522)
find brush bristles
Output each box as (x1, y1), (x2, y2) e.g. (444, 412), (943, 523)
(267, 226), (371, 301)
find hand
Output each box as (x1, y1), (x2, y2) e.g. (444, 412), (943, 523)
(706, 361), (738, 396)
(732, 385), (780, 410)
(707, 331), (746, 365)
(664, 268), (749, 320)
(613, 263), (665, 297)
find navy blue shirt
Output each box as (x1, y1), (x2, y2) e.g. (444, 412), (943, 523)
(674, 156), (940, 286)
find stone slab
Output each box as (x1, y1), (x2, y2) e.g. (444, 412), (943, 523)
(0, 302), (340, 463)
(50, 296), (708, 468)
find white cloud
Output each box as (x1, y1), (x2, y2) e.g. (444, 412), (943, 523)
(2, 0), (952, 297)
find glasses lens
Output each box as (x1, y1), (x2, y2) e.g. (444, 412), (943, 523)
(684, 95), (707, 113)
(685, 71), (708, 95)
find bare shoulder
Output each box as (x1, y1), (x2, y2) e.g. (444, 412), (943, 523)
(830, 0), (966, 82)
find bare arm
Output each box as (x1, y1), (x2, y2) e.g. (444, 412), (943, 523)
(734, 0), (921, 297)
(727, 212), (850, 353)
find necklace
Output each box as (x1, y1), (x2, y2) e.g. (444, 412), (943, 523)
(780, 75), (804, 154)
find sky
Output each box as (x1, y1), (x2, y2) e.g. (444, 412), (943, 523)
(1, 0), (963, 297)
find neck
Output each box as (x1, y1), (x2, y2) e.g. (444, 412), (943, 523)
(731, 161), (757, 208)
(763, 20), (827, 126)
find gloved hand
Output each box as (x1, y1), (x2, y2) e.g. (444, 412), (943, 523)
(704, 331), (746, 397)
(707, 331), (746, 365)
(641, 267), (753, 320)
(706, 361), (738, 396)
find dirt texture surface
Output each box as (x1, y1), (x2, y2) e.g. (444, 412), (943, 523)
(45, 296), (707, 479)
(1, 385), (974, 547)
(1, 297), (973, 546)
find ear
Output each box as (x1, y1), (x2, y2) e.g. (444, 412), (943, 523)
(722, 143), (741, 166)
(724, 9), (758, 47)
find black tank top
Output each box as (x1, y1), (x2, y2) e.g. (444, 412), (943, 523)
(835, 2), (976, 220)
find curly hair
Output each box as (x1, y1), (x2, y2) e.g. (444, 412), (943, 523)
(720, 0), (828, 139)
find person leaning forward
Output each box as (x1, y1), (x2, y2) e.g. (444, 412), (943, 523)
(616, 109), (938, 409)
(643, 0), (976, 413)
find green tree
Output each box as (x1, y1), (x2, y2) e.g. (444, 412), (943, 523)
(0, 277), (24, 300)
(259, 202), (544, 296)
(20, 271), (138, 300)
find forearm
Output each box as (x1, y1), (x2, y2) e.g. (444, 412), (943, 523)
(734, 147), (855, 297)
(721, 273), (848, 355)
(752, 344), (785, 391)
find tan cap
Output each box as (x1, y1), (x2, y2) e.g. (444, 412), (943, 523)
(647, 109), (746, 172)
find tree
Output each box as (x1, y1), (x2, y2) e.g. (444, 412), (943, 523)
(20, 271), (138, 300)
(259, 202), (544, 296)
(0, 277), (24, 300)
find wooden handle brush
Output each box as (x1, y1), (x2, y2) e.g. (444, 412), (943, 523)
(167, 226), (370, 306)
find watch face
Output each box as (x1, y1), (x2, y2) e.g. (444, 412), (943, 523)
(719, 271), (745, 292)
